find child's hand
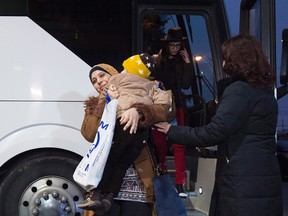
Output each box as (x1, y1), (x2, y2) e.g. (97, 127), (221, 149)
(154, 80), (165, 90)
(120, 108), (139, 134)
(107, 84), (119, 100)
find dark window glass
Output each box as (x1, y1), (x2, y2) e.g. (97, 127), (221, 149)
(27, 0), (133, 69)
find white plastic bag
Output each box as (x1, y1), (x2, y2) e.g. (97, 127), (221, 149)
(73, 99), (118, 191)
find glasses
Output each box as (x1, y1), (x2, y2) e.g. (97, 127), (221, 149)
(168, 43), (182, 48)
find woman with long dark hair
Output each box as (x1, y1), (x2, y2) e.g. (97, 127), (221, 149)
(155, 34), (283, 216)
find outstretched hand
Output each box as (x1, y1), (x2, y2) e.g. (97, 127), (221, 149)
(120, 108), (139, 134)
(154, 122), (171, 134)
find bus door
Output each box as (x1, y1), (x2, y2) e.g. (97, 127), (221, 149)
(132, 0), (230, 213)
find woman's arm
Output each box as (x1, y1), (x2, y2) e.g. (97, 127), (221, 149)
(156, 82), (251, 147)
(80, 96), (106, 142)
(181, 62), (195, 89)
(132, 103), (175, 128)
(120, 101), (176, 134)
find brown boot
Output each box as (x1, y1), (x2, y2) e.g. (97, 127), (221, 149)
(101, 193), (114, 212)
(78, 190), (103, 211)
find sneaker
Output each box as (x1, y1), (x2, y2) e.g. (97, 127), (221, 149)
(175, 184), (188, 198)
(78, 190), (102, 211)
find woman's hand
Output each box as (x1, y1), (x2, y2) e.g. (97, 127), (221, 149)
(179, 48), (190, 63)
(120, 108), (139, 134)
(154, 122), (171, 134)
(107, 84), (119, 100)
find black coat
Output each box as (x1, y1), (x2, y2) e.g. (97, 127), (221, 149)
(167, 80), (283, 216)
(152, 57), (194, 108)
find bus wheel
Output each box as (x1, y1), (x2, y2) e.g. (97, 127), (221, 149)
(0, 151), (85, 216)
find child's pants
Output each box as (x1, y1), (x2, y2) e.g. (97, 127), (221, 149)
(97, 119), (148, 194)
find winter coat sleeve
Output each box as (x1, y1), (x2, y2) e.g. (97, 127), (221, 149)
(80, 96), (106, 142)
(132, 103), (176, 128)
(181, 62), (195, 89)
(131, 87), (176, 128)
(167, 82), (251, 146)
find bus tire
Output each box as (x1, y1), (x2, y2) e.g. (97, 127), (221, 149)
(0, 151), (85, 216)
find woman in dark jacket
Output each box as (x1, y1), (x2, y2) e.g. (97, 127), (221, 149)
(155, 34), (283, 216)
(151, 27), (195, 197)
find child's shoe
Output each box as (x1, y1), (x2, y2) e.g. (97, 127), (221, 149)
(78, 190), (102, 210)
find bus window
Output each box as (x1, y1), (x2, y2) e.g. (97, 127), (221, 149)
(27, 0), (133, 69)
(248, 1), (261, 40)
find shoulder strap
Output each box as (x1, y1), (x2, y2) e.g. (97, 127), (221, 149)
(146, 129), (162, 176)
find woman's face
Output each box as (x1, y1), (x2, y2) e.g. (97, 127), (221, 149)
(168, 42), (182, 56)
(90, 70), (111, 93)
